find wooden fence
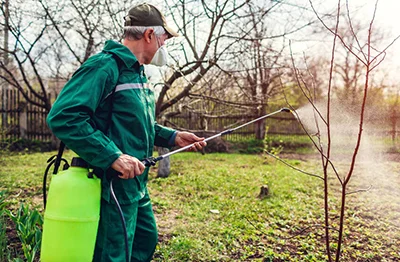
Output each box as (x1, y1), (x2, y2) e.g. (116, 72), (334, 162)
(0, 89), (303, 143)
(2, 88), (400, 147)
(164, 113), (304, 142)
(0, 89), (53, 141)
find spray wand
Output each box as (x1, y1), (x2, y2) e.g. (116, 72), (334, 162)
(141, 107), (292, 167)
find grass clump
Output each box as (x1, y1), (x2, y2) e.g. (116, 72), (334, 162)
(0, 191), (9, 261)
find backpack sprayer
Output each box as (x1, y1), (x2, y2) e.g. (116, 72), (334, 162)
(41, 107), (291, 262)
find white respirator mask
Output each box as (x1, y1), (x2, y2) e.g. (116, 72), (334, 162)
(150, 36), (168, 67)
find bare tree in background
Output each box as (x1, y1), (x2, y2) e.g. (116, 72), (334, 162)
(227, 1), (286, 140)
(287, 0), (400, 261)
(0, 0), (53, 111)
(38, 0), (135, 67)
(334, 22), (387, 108)
(154, 0), (252, 177)
(0, 0), (315, 130)
(0, 0), (133, 112)
(160, 0), (315, 137)
(155, 0), (250, 117)
(285, 55), (326, 108)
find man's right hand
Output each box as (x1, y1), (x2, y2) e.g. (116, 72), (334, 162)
(111, 154), (145, 179)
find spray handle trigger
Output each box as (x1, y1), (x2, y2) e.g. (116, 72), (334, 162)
(142, 157), (157, 167)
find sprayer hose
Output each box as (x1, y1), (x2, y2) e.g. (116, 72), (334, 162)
(110, 179), (130, 262)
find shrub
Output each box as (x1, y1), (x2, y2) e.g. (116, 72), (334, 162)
(0, 139), (52, 152)
(229, 138), (265, 154)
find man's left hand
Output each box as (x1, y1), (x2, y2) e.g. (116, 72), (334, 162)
(175, 131), (207, 151)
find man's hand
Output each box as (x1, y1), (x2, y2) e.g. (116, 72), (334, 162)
(111, 154), (145, 179)
(175, 131), (207, 151)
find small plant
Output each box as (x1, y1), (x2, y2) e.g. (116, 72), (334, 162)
(6, 204), (43, 262)
(264, 136), (284, 156)
(230, 138), (265, 154)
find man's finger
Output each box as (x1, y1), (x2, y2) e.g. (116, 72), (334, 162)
(195, 142), (203, 150)
(133, 165), (141, 177)
(118, 171), (128, 179)
(138, 162), (145, 173)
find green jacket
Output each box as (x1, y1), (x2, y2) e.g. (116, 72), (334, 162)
(47, 40), (176, 204)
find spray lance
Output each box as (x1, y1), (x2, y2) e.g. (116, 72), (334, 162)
(141, 107), (292, 167)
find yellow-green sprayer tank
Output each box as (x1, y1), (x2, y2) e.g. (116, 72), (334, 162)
(41, 157), (101, 262)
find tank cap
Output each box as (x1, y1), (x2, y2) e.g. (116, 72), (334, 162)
(71, 157), (89, 168)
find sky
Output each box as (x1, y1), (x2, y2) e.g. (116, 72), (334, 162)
(295, 0), (400, 85)
(366, 0), (400, 84)
(343, 0), (400, 82)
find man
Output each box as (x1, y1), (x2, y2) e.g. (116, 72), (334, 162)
(47, 3), (206, 261)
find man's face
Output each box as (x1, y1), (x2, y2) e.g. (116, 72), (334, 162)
(143, 29), (169, 64)
(155, 33), (169, 47)
(150, 32), (168, 55)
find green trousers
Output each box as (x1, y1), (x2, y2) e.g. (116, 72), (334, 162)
(93, 191), (158, 262)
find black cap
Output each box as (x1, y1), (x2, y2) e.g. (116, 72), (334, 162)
(124, 3), (179, 38)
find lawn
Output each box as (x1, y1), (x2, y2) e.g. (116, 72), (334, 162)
(0, 150), (399, 261)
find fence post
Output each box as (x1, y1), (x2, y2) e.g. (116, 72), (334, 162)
(19, 101), (28, 139)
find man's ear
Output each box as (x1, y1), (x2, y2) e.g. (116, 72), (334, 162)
(144, 28), (155, 44)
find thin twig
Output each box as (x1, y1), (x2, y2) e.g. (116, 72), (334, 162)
(346, 185), (372, 195)
(265, 151), (324, 180)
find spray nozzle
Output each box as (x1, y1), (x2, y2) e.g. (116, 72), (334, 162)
(281, 107), (300, 121)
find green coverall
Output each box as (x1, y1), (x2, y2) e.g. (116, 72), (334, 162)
(47, 40), (176, 262)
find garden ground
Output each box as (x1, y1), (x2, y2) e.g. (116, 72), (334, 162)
(0, 150), (399, 261)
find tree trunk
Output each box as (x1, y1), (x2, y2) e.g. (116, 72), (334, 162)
(2, 0), (10, 127)
(255, 105), (267, 140)
(255, 118), (266, 140)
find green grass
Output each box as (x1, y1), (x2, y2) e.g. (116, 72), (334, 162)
(0, 151), (399, 261)
(0, 191), (9, 261)
(150, 153), (325, 261)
